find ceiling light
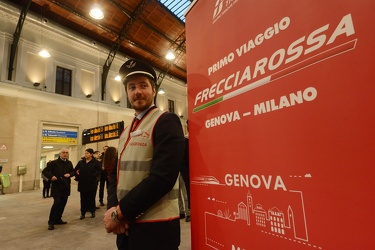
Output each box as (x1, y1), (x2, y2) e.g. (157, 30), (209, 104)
(165, 51), (175, 60)
(90, 5), (104, 19)
(43, 146), (53, 149)
(38, 49), (51, 58)
(158, 88), (165, 94)
(114, 75), (121, 81)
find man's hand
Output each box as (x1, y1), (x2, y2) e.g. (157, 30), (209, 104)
(103, 207), (129, 235)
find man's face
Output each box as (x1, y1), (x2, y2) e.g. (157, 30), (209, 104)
(93, 152), (101, 159)
(60, 150), (69, 160)
(125, 75), (155, 114)
(85, 151), (92, 159)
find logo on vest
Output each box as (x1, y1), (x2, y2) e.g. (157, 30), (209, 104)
(140, 131), (150, 138)
(130, 142), (147, 147)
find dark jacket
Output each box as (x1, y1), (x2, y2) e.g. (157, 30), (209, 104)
(180, 137), (189, 178)
(42, 157), (74, 197)
(107, 157), (118, 209)
(74, 158), (101, 193)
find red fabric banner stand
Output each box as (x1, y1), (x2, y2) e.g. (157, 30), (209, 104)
(185, 1), (375, 249)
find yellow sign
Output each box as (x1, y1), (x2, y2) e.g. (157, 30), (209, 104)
(42, 137), (78, 144)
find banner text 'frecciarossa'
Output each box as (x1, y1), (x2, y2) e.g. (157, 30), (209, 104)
(194, 14), (355, 108)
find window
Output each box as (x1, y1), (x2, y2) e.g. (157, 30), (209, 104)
(55, 66), (72, 96)
(168, 99), (175, 113)
(158, 0), (191, 23)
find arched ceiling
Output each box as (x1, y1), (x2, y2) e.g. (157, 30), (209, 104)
(9, 0), (191, 82)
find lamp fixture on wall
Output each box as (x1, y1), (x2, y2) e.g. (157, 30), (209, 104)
(38, 13), (51, 57)
(33, 82), (40, 87)
(158, 88), (165, 94)
(114, 75), (121, 81)
(86, 94), (92, 98)
(114, 61), (122, 81)
(115, 100), (121, 104)
(38, 49), (51, 58)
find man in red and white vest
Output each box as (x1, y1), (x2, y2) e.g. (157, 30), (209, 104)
(104, 58), (185, 250)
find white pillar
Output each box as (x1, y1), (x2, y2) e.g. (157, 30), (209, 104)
(19, 175), (23, 192)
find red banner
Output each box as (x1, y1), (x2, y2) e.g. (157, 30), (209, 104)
(186, 1), (375, 249)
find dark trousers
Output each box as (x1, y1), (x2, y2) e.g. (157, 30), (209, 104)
(48, 196), (68, 225)
(43, 180), (51, 198)
(80, 190), (96, 215)
(98, 173), (107, 202)
(116, 219), (180, 250)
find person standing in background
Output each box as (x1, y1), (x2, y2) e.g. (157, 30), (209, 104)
(98, 145), (109, 206)
(41, 171), (51, 198)
(178, 174), (190, 222)
(75, 148), (102, 219)
(42, 148), (74, 230)
(103, 58), (185, 250)
(93, 150), (102, 208)
(180, 121), (190, 222)
(102, 146), (117, 184)
(93, 150), (102, 161)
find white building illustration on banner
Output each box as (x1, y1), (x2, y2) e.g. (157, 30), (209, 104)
(230, 191), (309, 241)
(192, 176), (320, 249)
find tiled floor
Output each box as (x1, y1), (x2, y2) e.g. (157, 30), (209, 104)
(0, 183), (191, 250)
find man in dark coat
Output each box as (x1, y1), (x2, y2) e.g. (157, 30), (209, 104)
(42, 148), (74, 230)
(180, 134), (190, 222)
(98, 146), (109, 206)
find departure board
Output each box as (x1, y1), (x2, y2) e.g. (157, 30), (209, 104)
(82, 121), (124, 144)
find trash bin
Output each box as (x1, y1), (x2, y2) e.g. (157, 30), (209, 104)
(0, 174), (11, 194)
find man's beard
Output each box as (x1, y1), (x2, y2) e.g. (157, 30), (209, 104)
(132, 98), (152, 112)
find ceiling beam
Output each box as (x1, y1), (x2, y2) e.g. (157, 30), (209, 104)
(46, 0), (185, 74)
(48, 0), (115, 35)
(101, 0), (152, 101)
(107, 0), (185, 51)
(8, 0), (32, 81)
(155, 31), (186, 102)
